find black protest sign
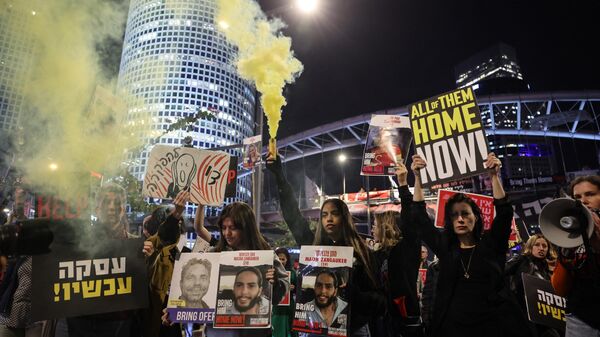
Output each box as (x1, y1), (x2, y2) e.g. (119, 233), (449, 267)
(522, 274), (567, 331)
(31, 238), (148, 321)
(409, 87), (490, 187)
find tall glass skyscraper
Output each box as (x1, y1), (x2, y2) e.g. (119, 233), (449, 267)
(0, 3), (36, 131)
(117, 0), (256, 214)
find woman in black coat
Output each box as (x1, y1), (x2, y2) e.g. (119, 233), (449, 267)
(410, 152), (533, 337)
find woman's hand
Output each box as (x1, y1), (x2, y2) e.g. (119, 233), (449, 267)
(485, 152), (502, 177)
(161, 307), (174, 326)
(142, 241), (154, 257)
(172, 190), (191, 219)
(395, 163), (408, 186)
(411, 154), (427, 175)
(265, 268), (277, 284)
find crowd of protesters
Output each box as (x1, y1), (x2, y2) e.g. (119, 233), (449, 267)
(1, 150), (600, 337)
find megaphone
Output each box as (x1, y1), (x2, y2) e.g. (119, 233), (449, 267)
(539, 198), (595, 248)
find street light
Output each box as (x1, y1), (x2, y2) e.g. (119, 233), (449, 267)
(338, 153), (347, 195)
(295, 0), (318, 13)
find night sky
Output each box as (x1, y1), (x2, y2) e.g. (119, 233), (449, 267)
(257, 0), (600, 195)
(259, 0), (600, 138)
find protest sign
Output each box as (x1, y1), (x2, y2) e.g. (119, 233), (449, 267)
(167, 253), (221, 323)
(214, 250), (274, 329)
(523, 274), (567, 330)
(361, 115), (412, 176)
(293, 246), (353, 337)
(143, 145), (236, 206)
(435, 189), (496, 230)
(278, 271), (292, 306)
(409, 87), (490, 187)
(242, 135), (262, 170)
(31, 238), (148, 321)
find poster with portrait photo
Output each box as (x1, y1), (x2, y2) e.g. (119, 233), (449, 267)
(242, 135), (262, 170)
(361, 115), (412, 176)
(214, 250), (274, 329)
(166, 253), (221, 323)
(293, 246), (354, 337)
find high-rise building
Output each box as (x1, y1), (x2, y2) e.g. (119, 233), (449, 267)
(0, 3), (36, 131)
(117, 0), (256, 215)
(455, 43), (556, 186)
(455, 42), (525, 90)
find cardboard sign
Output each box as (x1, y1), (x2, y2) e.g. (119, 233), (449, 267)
(214, 250), (274, 329)
(242, 135), (262, 170)
(293, 246), (353, 337)
(409, 87), (490, 187)
(143, 145), (234, 206)
(31, 238), (148, 321)
(167, 253), (221, 323)
(522, 274), (567, 330)
(361, 115), (412, 176)
(435, 189), (496, 230)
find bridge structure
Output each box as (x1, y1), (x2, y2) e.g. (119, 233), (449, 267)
(272, 91), (600, 163)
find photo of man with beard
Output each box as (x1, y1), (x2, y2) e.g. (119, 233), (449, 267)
(225, 266), (270, 315)
(179, 258), (211, 308)
(306, 269), (348, 329)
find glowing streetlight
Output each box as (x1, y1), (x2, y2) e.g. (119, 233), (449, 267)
(295, 0), (318, 13)
(218, 20), (229, 30)
(338, 153), (347, 194)
(49, 163), (58, 171)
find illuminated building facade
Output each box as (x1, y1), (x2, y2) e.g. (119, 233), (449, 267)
(117, 0), (256, 215)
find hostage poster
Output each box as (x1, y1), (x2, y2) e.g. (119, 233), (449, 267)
(293, 246), (353, 337)
(242, 135), (262, 170)
(167, 253), (221, 323)
(214, 250), (274, 329)
(142, 145), (237, 206)
(361, 115), (412, 176)
(31, 238), (148, 321)
(523, 274), (567, 330)
(409, 87), (490, 187)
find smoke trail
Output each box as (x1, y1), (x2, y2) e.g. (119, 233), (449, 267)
(216, 0), (303, 139)
(2, 0), (147, 201)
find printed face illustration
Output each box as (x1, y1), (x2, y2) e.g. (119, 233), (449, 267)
(314, 272), (337, 309)
(233, 270), (262, 313)
(180, 261), (211, 307)
(172, 153), (196, 189)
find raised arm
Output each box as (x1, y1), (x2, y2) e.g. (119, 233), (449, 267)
(193, 204), (213, 243)
(266, 155), (315, 245)
(485, 153), (513, 253)
(410, 154), (444, 255)
(395, 163), (417, 241)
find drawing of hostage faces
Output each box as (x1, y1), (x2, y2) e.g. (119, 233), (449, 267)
(180, 258), (212, 308)
(168, 153), (196, 198)
(229, 267), (269, 315)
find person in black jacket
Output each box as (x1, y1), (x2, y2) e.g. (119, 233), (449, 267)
(371, 163), (423, 337)
(266, 156), (386, 337)
(410, 153), (532, 337)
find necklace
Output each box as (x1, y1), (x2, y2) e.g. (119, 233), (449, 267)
(460, 245), (476, 279)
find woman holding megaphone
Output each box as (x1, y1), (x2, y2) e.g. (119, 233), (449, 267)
(410, 153), (533, 337)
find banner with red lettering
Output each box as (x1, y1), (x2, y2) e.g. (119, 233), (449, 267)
(293, 246), (353, 337)
(214, 250), (274, 329)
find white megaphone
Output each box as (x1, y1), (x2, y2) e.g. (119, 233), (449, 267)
(539, 198), (595, 248)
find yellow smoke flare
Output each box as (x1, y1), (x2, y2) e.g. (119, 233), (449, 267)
(2, 0), (148, 201)
(216, 0), (303, 139)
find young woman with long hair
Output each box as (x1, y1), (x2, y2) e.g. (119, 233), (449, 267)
(267, 156), (386, 337)
(411, 153), (532, 337)
(162, 202), (289, 337)
(506, 234), (559, 337)
(370, 164), (423, 337)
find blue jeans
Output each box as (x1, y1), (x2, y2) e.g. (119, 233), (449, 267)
(565, 313), (600, 337)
